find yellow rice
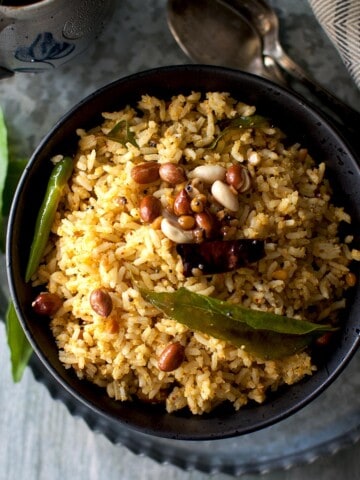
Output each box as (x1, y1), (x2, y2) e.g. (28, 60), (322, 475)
(33, 92), (360, 414)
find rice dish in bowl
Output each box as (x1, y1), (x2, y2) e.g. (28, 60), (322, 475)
(28, 90), (359, 415)
(7, 66), (360, 439)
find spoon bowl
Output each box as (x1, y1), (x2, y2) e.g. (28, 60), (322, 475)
(167, 0), (360, 133)
(167, 0), (285, 83)
(220, 0), (360, 128)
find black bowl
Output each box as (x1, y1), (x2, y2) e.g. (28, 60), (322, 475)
(6, 65), (360, 440)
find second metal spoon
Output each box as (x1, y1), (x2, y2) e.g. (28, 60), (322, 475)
(223, 0), (360, 126)
(167, 0), (360, 129)
(166, 0), (286, 85)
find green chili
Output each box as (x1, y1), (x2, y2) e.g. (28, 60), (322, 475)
(141, 287), (336, 359)
(25, 156), (73, 282)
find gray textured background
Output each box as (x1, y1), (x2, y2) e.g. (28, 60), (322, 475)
(1, 1), (360, 479)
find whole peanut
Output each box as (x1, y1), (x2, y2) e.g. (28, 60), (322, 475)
(90, 288), (113, 317)
(159, 163), (185, 184)
(158, 342), (185, 372)
(32, 292), (62, 316)
(173, 188), (192, 216)
(139, 195), (162, 223)
(195, 211), (216, 238)
(131, 161), (160, 184)
(226, 164), (245, 189)
(226, 164), (251, 192)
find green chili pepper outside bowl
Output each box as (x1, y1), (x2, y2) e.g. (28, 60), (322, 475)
(6, 65), (360, 442)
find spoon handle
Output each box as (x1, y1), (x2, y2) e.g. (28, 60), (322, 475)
(262, 56), (288, 86)
(274, 50), (360, 128)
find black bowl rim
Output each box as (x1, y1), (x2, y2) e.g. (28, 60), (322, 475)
(6, 64), (360, 441)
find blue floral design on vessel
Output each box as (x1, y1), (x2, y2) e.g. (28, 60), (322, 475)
(14, 32), (75, 71)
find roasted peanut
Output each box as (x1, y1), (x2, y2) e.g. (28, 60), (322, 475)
(226, 164), (246, 190)
(195, 211), (216, 238)
(173, 188), (192, 216)
(131, 161), (160, 184)
(139, 195), (162, 223)
(159, 162), (185, 184)
(158, 342), (185, 372)
(32, 292), (62, 316)
(211, 180), (239, 211)
(90, 288), (113, 317)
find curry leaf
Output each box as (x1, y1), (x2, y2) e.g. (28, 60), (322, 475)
(210, 114), (269, 149)
(6, 301), (33, 382)
(105, 120), (139, 148)
(0, 111), (26, 250)
(2, 157), (27, 216)
(0, 106), (31, 381)
(141, 287), (335, 359)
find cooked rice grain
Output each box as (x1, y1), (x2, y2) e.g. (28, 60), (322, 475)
(34, 92), (359, 414)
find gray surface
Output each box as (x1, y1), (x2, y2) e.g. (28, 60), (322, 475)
(1, 328), (360, 480)
(1, 1), (360, 479)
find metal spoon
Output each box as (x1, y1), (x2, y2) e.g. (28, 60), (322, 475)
(222, 0), (360, 126)
(167, 0), (360, 128)
(166, 0), (287, 85)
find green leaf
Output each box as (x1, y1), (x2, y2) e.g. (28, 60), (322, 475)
(141, 287), (336, 359)
(2, 157), (27, 216)
(0, 107), (8, 212)
(0, 106), (9, 251)
(209, 114), (269, 149)
(0, 107), (31, 382)
(105, 120), (139, 148)
(0, 157), (28, 250)
(6, 301), (33, 382)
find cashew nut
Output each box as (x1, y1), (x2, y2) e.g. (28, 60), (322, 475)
(188, 165), (226, 183)
(161, 218), (194, 243)
(211, 180), (239, 211)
